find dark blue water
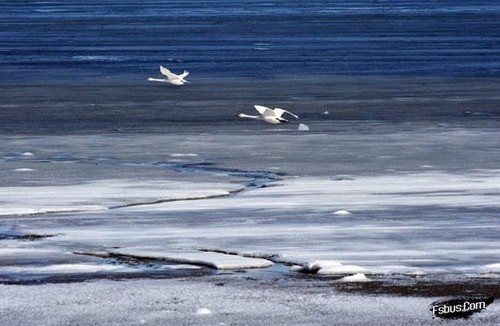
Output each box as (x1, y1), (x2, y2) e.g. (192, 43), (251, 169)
(1, 0), (500, 81)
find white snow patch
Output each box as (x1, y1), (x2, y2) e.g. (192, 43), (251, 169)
(306, 260), (368, 275)
(195, 308), (212, 315)
(307, 260), (342, 270)
(317, 264), (368, 275)
(403, 270), (427, 277)
(13, 168), (36, 172)
(340, 273), (372, 282)
(332, 209), (352, 215)
(483, 263), (500, 272)
(290, 265), (304, 272)
(169, 153), (199, 157)
(110, 248), (273, 270)
(298, 123), (310, 131)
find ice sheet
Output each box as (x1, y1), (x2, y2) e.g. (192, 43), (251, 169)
(133, 170), (500, 212)
(1, 130), (499, 284)
(0, 179), (242, 216)
(0, 263), (135, 274)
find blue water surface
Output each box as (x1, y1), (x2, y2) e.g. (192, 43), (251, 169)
(1, 0), (500, 81)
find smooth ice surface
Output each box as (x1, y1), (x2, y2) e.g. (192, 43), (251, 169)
(121, 170), (500, 215)
(0, 263), (135, 274)
(0, 179), (242, 216)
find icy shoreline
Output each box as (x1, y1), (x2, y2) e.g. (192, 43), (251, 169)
(2, 170), (499, 279)
(1, 131), (499, 285)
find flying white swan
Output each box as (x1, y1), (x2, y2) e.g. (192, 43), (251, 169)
(237, 105), (299, 124)
(147, 66), (189, 85)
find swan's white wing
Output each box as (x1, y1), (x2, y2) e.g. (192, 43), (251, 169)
(254, 105), (275, 116)
(273, 108), (298, 119)
(160, 66), (179, 80)
(178, 70), (189, 79)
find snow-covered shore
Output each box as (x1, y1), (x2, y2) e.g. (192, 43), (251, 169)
(1, 275), (498, 326)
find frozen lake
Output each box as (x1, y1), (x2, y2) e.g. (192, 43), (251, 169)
(1, 115), (499, 323)
(1, 114), (499, 283)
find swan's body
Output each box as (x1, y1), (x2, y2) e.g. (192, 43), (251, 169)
(237, 105), (299, 124)
(147, 66), (189, 85)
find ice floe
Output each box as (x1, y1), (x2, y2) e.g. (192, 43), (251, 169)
(109, 248), (273, 270)
(156, 170), (500, 212)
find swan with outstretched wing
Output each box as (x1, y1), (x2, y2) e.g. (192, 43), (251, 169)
(238, 105), (299, 124)
(148, 66), (189, 85)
